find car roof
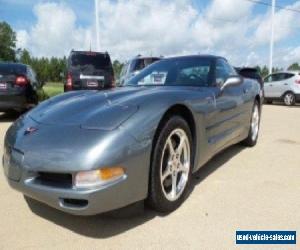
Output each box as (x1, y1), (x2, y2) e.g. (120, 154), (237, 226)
(162, 54), (227, 61)
(70, 50), (109, 56)
(133, 55), (162, 60)
(272, 71), (299, 74)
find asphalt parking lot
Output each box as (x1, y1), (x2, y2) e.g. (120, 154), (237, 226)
(0, 104), (299, 250)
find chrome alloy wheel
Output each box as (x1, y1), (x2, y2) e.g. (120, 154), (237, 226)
(284, 93), (295, 106)
(160, 128), (190, 201)
(251, 104), (260, 141)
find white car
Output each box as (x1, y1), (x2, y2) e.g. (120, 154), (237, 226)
(264, 71), (300, 106)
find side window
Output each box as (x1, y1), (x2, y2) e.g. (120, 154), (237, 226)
(120, 62), (129, 78)
(271, 73), (286, 82)
(277, 73), (286, 81)
(27, 67), (32, 81)
(284, 73), (295, 80)
(176, 65), (210, 86)
(264, 74), (273, 83)
(265, 73), (282, 82)
(215, 59), (235, 84)
(28, 67), (37, 82)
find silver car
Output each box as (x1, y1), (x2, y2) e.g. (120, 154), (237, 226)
(3, 55), (262, 215)
(264, 71), (300, 106)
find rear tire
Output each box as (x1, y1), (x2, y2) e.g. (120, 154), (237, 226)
(147, 116), (193, 213)
(242, 100), (260, 147)
(283, 92), (295, 106)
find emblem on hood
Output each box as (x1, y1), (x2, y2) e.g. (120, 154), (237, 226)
(24, 127), (38, 135)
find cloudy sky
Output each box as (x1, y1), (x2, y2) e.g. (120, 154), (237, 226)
(0, 0), (300, 68)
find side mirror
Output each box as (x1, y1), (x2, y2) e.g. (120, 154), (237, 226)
(220, 75), (242, 91)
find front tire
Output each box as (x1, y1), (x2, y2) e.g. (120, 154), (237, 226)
(242, 100), (260, 147)
(147, 116), (193, 213)
(283, 92), (295, 106)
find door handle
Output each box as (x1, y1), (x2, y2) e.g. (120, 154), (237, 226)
(284, 83), (288, 85)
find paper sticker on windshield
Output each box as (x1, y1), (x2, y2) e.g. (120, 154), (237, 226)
(150, 72), (167, 85)
(153, 73), (166, 84)
(137, 71), (167, 85)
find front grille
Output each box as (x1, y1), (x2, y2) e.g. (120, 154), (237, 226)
(35, 172), (73, 188)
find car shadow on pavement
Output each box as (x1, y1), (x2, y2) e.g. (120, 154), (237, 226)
(191, 144), (244, 185)
(25, 144), (244, 239)
(0, 112), (20, 122)
(264, 102), (300, 107)
(25, 197), (157, 238)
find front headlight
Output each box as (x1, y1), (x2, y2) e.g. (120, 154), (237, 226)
(74, 167), (125, 188)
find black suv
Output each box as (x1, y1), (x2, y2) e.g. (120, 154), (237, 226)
(64, 51), (115, 92)
(0, 63), (42, 113)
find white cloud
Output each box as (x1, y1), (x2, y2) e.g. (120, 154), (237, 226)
(16, 30), (29, 49)
(276, 46), (300, 66)
(97, 0), (198, 58)
(97, 0), (258, 63)
(15, 0), (300, 68)
(17, 2), (92, 57)
(254, 1), (300, 45)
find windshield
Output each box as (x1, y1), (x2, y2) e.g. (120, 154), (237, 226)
(126, 57), (213, 87)
(70, 53), (111, 70)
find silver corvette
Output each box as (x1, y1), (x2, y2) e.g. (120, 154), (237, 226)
(3, 55), (262, 215)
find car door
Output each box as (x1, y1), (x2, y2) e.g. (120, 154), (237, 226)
(280, 73), (295, 96)
(263, 74), (274, 98)
(207, 59), (246, 153)
(264, 73), (285, 98)
(272, 73), (289, 97)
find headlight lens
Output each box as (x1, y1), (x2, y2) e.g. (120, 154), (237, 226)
(74, 167), (125, 188)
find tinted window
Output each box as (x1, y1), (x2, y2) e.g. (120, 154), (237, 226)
(120, 62), (129, 78)
(28, 67), (37, 82)
(127, 57), (213, 87)
(70, 53), (111, 70)
(215, 59), (236, 84)
(265, 73), (288, 82)
(264, 74), (273, 82)
(130, 58), (160, 72)
(284, 73), (295, 80)
(0, 64), (27, 75)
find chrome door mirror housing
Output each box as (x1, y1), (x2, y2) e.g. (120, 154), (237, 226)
(220, 75), (242, 91)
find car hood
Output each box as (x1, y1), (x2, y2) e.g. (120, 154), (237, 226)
(29, 88), (148, 130)
(29, 86), (210, 130)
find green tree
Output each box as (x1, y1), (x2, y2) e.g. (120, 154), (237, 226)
(256, 65), (269, 78)
(260, 65), (269, 78)
(0, 21), (16, 61)
(112, 60), (124, 79)
(20, 49), (32, 65)
(287, 63), (300, 71)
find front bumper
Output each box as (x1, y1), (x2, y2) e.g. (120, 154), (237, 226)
(3, 146), (149, 215)
(5, 169), (132, 216)
(3, 113), (152, 215)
